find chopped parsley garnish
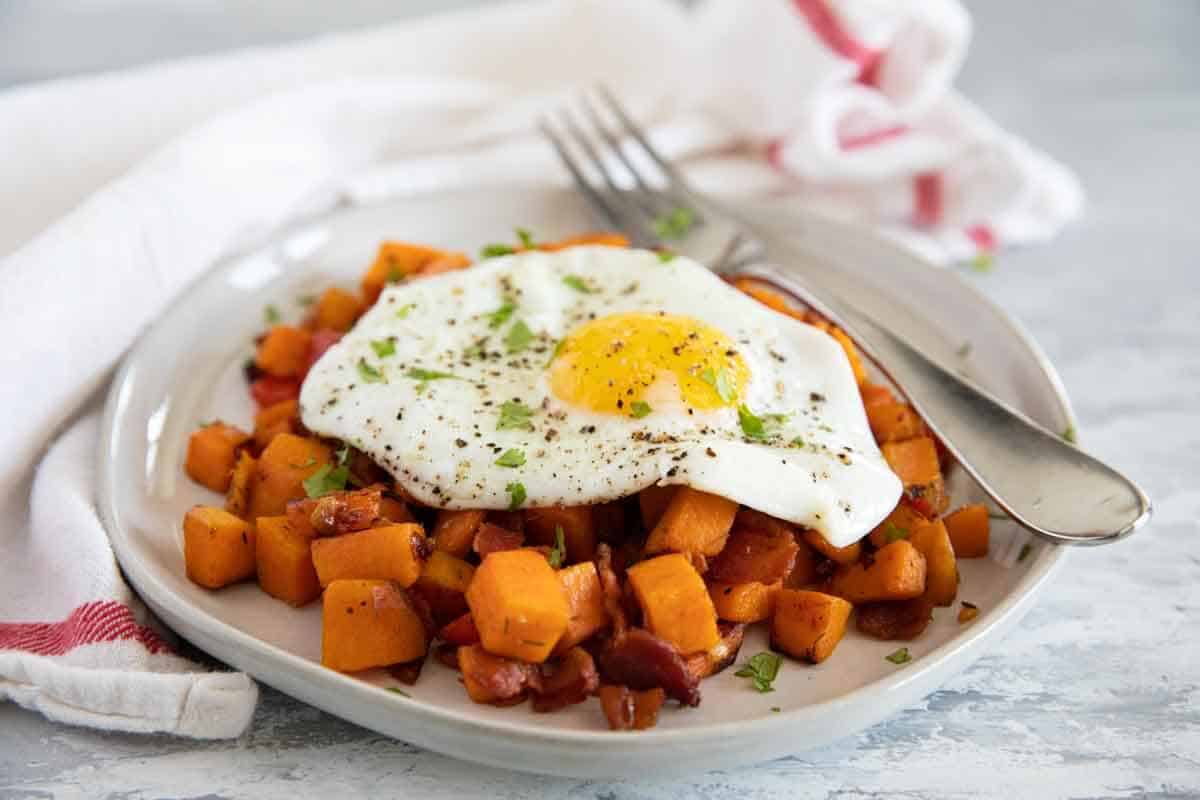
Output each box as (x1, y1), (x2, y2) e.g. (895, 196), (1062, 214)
(404, 367), (458, 382)
(770, 706), (782, 713)
(562, 274), (596, 294)
(700, 366), (736, 404)
(486, 300), (516, 329)
(791, 436), (805, 448)
(734, 651), (782, 693)
(303, 463), (350, 498)
(885, 647), (912, 665)
(653, 206), (696, 240)
(515, 227), (536, 248)
(545, 339), (566, 367)
(357, 358), (386, 383)
(506, 481), (527, 511)
(497, 399), (535, 431)
(395, 303), (416, 319)
(970, 253), (994, 273)
(737, 404), (767, 440)
(263, 304), (281, 324)
(957, 341), (973, 358)
(657, 250), (677, 263)
(630, 401), (652, 419)
(385, 687), (411, 697)
(1018, 542), (1034, 562)
(481, 243), (516, 259)
(297, 294), (316, 307)
(387, 268), (406, 284)
(505, 320), (534, 353)
(548, 525), (566, 568)
(370, 338), (396, 358)
(1062, 424), (1077, 444)
(883, 522), (909, 543)
(495, 448), (526, 468)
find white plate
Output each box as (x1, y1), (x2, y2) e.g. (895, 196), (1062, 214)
(99, 186), (1071, 778)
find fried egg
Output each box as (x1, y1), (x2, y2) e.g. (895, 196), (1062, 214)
(299, 246), (902, 546)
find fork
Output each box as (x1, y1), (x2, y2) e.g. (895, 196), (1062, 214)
(539, 88), (1151, 547)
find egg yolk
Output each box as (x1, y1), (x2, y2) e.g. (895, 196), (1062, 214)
(548, 312), (749, 416)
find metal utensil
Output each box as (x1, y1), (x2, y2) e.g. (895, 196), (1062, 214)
(539, 88), (1151, 546)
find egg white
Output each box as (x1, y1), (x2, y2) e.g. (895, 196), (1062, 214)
(299, 247), (902, 546)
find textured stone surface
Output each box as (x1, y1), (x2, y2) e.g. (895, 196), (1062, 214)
(2, 1), (1198, 798)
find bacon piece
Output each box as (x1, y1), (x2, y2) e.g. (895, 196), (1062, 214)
(458, 644), (542, 705)
(706, 526), (799, 585)
(595, 543), (629, 637)
(598, 685), (667, 731)
(437, 613), (480, 646)
(250, 375), (300, 408)
(388, 657), (425, 685)
(856, 597), (935, 641)
(473, 522), (525, 560)
(683, 622), (746, 681)
(310, 486), (382, 536)
(433, 643), (460, 670)
(531, 647), (599, 713)
(598, 628), (700, 707)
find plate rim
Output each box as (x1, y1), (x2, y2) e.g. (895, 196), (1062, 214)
(97, 186), (1073, 770)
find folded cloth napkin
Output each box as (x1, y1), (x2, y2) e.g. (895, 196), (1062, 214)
(0, 0), (1082, 738)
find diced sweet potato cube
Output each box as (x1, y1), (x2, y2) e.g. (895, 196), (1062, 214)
(183, 506), (256, 589)
(801, 529), (862, 565)
(909, 518), (958, 607)
(554, 562), (609, 654)
(707, 526), (799, 584)
(944, 504), (990, 558)
(627, 553), (720, 654)
(255, 515), (321, 606)
(247, 434), (331, 518)
(860, 382), (897, 409)
(828, 326), (867, 385)
(253, 399), (299, 450)
(224, 451), (256, 518)
(255, 325), (312, 378)
(311, 523), (429, 588)
(882, 437), (947, 515)
(644, 487), (737, 557)
(771, 589), (852, 664)
(417, 253), (472, 277)
(466, 549), (569, 663)
(414, 550), (476, 624)
(524, 506), (595, 563)
(638, 484), (677, 531)
(828, 540), (927, 604)
(867, 402), (926, 444)
(321, 579), (428, 672)
(707, 580), (781, 623)
(185, 422), (250, 493)
(867, 502), (932, 549)
(312, 287), (364, 332)
(361, 241), (469, 304)
(539, 232), (630, 251)
(378, 496), (415, 524)
(432, 509), (485, 558)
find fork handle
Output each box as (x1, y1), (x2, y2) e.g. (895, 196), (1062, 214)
(734, 262), (1151, 546)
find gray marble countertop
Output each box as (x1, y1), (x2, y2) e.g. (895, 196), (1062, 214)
(2, 1), (1198, 798)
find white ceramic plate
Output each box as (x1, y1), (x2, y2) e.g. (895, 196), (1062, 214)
(99, 186), (1071, 778)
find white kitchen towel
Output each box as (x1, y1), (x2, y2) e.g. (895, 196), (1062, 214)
(0, 0), (1082, 738)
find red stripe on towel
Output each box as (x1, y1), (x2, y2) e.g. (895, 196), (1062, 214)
(840, 124), (909, 150)
(966, 224), (997, 252)
(791, 0), (883, 81)
(913, 172), (943, 226)
(0, 600), (171, 656)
